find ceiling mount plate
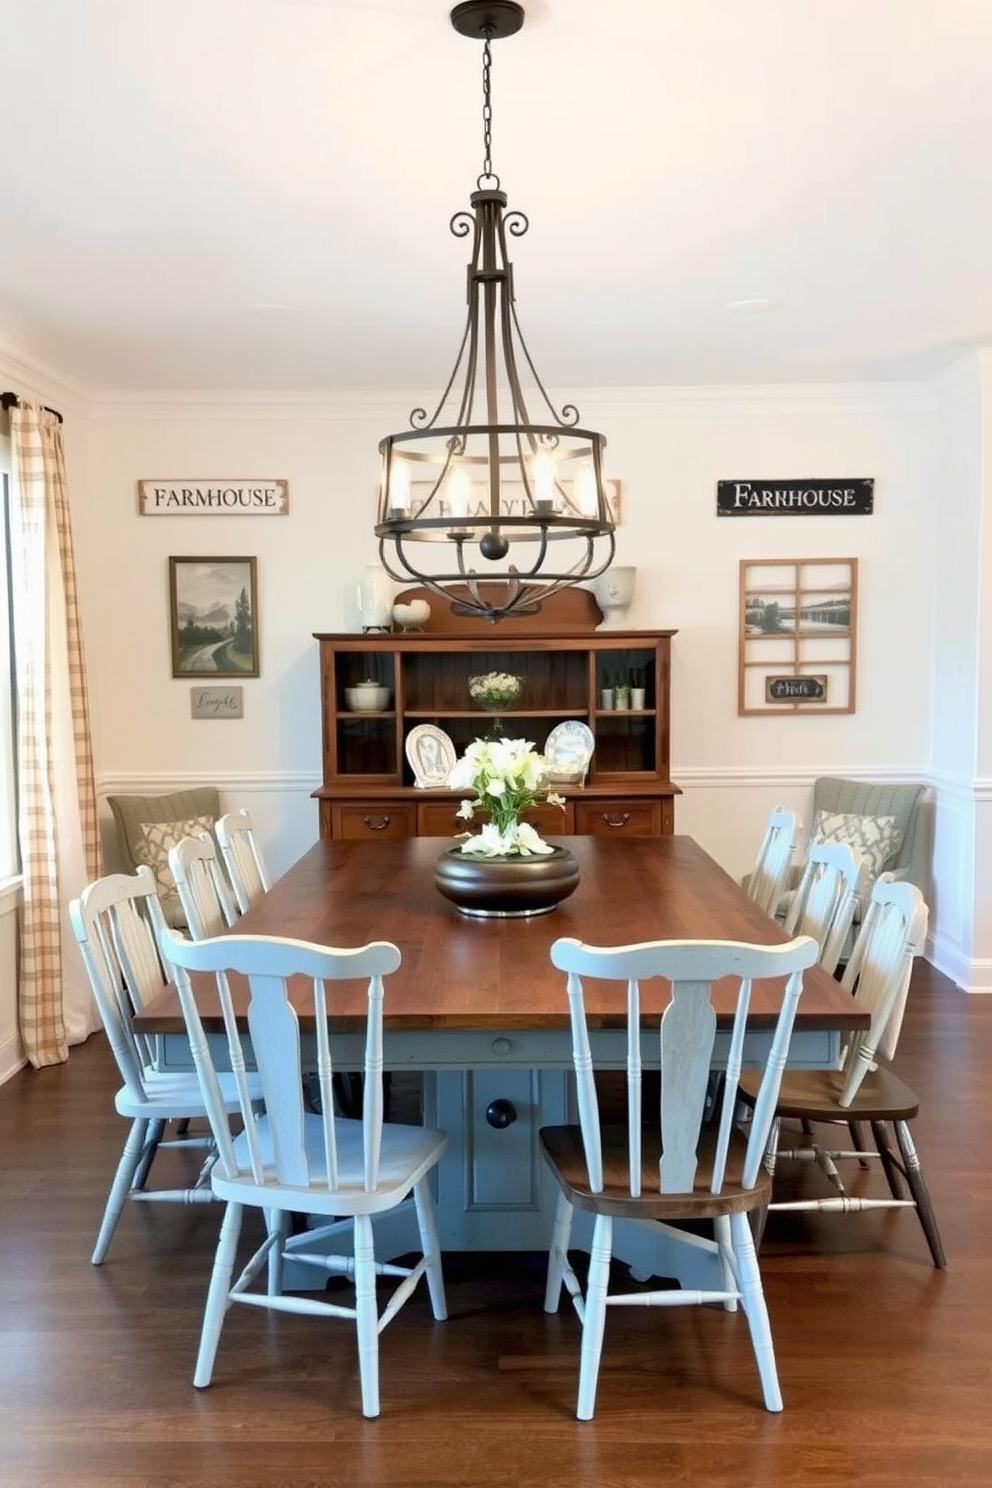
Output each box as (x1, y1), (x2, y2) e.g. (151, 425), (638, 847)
(451, 1), (525, 41)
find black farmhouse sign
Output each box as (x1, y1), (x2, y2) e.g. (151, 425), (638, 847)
(717, 478), (873, 516)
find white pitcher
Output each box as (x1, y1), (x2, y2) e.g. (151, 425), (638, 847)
(357, 564), (394, 631)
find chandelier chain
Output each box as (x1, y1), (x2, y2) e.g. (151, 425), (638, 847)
(481, 30), (495, 185)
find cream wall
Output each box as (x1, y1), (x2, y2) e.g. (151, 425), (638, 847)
(80, 382), (937, 898)
(1, 354), (988, 1083)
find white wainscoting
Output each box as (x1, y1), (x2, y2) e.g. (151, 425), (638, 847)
(1, 761), (977, 1094)
(97, 771), (323, 884)
(95, 763), (982, 987)
(0, 877), (25, 1086)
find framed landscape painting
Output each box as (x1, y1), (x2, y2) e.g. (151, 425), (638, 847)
(169, 556), (259, 678)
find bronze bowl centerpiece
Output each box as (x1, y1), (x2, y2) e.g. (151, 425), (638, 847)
(435, 843), (580, 919)
(435, 736), (579, 918)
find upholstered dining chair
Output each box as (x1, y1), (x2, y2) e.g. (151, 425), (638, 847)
(168, 831), (237, 939)
(68, 866), (260, 1264)
(150, 913), (449, 1419)
(782, 837), (863, 976)
(782, 777), (928, 961)
(107, 787), (221, 928)
(745, 806), (800, 916)
(539, 931), (819, 1419)
(214, 808), (271, 915)
(737, 875), (944, 1268)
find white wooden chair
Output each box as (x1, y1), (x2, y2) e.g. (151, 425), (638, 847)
(745, 807), (800, 916)
(168, 831), (237, 938)
(215, 807), (271, 915)
(68, 866), (259, 1264)
(539, 931), (819, 1420)
(150, 914), (448, 1419)
(782, 837), (863, 976)
(738, 876), (945, 1267)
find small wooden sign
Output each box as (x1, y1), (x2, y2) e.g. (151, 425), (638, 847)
(139, 480), (289, 515)
(765, 674), (828, 704)
(718, 479), (873, 517)
(190, 686), (244, 719)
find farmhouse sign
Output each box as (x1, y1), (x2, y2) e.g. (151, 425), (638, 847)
(717, 479), (873, 517)
(139, 480), (289, 515)
(765, 674), (828, 704)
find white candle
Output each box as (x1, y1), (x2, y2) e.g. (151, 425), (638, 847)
(388, 460), (410, 516)
(533, 452), (556, 514)
(447, 466), (471, 519)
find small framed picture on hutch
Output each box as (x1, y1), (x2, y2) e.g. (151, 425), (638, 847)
(738, 557), (857, 715)
(169, 556), (259, 678)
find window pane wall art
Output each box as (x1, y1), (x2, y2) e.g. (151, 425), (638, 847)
(738, 557), (856, 715)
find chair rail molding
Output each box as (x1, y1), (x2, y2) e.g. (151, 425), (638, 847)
(97, 770), (320, 798)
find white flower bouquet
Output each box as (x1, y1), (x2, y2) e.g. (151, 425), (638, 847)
(468, 671), (524, 711)
(448, 737), (565, 856)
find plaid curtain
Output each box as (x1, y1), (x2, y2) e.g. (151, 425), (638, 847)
(10, 404), (100, 1067)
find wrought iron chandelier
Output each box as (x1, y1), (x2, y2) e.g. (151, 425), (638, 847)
(375, 0), (615, 622)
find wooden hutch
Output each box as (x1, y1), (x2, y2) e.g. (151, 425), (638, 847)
(313, 586), (679, 840)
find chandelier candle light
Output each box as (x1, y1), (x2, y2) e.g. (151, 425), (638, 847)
(374, 1), (616, 622)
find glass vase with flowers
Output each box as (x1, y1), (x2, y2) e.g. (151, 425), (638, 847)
(468, 671), (524, 710)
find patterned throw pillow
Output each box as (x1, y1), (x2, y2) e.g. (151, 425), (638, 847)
(133, 814), (215, 928)
(812, 809), (902, 880)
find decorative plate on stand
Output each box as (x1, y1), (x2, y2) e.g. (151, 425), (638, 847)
(406, 725), (457, 789)
(544, 720), (595, 784)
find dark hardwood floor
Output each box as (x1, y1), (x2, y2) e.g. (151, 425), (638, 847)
(1, 961), (990, 1487)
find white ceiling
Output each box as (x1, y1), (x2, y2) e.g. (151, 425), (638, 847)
(2, 0), (992, 393)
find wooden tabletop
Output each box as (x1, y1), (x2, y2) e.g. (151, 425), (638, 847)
(135, 835), (868, 1036)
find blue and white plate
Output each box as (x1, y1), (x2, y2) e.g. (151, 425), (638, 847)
(544, 720), (595, 782)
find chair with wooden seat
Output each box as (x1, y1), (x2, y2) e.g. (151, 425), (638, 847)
(68, 866), (259, 1264)
(540, 931), (819, 1420)
(737, 875), (945, 1268)
(782, 837), (863, 976)
(215, 807), (271, 915)
(745, 806), (800, 916)
(168, 830), (237, 939)
(150, 915), (448, 1419)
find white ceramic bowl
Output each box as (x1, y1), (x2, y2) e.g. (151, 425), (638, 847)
(345, 684), (391, 712)
(392, 599), (431, 629)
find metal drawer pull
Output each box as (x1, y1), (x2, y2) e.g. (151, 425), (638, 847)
(362, 814), (392, 831)
(602, 812), (630, 829)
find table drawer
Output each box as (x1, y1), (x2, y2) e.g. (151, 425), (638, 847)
(418, 799), (575, 837)
(331, 802), (417, 840)
(574, 798), (663, 836)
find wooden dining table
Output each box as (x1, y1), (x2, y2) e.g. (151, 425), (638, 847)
(137, 833), (866, 1280)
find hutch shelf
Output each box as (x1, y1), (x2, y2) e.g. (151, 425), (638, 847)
(313, 586), (679, 842)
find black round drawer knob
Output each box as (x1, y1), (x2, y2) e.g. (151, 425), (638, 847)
(485, 1098), (518, 1129)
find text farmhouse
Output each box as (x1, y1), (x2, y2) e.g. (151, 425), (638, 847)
(139, 480), (289, 515)
(717, 478), (873, 516)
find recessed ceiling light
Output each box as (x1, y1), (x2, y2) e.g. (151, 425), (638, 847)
(724, 298), (777, 314)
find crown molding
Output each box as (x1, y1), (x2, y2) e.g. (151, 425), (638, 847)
(0, 331), (91, 419)
(83, 388), (416, 422)
(82, 379), (940, 423)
